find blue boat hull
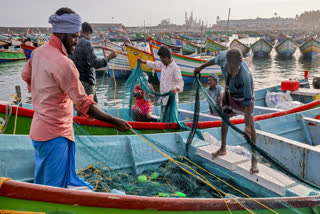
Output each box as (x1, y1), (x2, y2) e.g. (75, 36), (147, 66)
(0, 59), (19, 63)
(253, 50), (268, 57)
(24, 49), (33, 60)
(304, 51), (319, 58)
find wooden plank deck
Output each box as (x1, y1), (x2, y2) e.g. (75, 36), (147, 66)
(196, 141), (317, 197)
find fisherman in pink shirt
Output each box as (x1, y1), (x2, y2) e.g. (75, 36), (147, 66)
(21, 7), (131, 189)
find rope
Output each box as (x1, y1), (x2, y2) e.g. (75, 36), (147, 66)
(111, 59), (119, 135)
(130, 129), (257, 214)
(0, 103), (12, 134)
(182, 156), (279, 214)
(0, 177), (12, 189)
(194, 73), (320, 191)
(13, 99), (22, 135)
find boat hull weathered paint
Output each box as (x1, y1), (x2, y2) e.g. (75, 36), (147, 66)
(102, 46), (131, 79)
(264, 34), (276, 44)
(181, 39), (203, 55)
(125, 44), (154, 74)
(275, 38), (298, 58)
(1, 181), (319, 213)
(205, 38), (227, 53)
(299, 38), (320, 58)
(230, 39), (250, 55)
(21, 44), (36, 60)
(291, 34), (305, 45)
(148, 36), (182, 53)
(0, 49), (26, 63)
(277, 33), (287, 43)
(251, 38), (273, 57)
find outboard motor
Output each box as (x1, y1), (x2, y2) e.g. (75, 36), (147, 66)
(313, 75), (320, 89)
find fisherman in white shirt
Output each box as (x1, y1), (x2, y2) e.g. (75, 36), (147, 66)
(138, 46), (184, 121)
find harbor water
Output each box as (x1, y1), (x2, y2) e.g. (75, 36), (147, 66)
(1, 37), (320, 108)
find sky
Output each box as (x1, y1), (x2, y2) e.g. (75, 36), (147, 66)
(1, 0), (319, 27)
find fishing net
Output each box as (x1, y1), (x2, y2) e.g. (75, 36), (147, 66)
(71, 61), (320, 213)
(77, 158), (260, 198)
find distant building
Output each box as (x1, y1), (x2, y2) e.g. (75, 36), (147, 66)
(158, 18), (171, 26)
(0, 27), (51, 34)
(145, 11), (206, 33)
(184, 11), (205, 28)
(213, 17), (304, 31)
(90, 23), (126, 33)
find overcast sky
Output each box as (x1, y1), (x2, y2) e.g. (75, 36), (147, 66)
(1, 0), (319, 27)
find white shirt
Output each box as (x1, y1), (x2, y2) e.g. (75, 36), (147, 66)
(146, 60), (184, 105)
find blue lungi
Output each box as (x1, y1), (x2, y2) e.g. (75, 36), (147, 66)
(32, 137), (93, 189)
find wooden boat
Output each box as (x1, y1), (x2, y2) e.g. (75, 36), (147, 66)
(299, 38), (320, 58)
(1, 78), (320, 136)
(0, 49), (26, 63)
(104, 40), (123, 52)
(21, 43), (36, 60)
(205, 38), (227, 53)
(251, 38), (273, 57)
(229, 39), (250, 55)
(264, 34), (276, 44)
(181, 39), (204, 55)
(237, 33), (249, 39)
(169, 36), (182, 47)
(0, 39), (9, 48)
(1, 108), (320, 213)
(148, 36), (182, 53)
(275, 37), (298, 58)
(149, 43), (222, 84)
(101, 46), (131, 79)
(291, 34), (305, 45)
(135, 32), (145, 42)
(252, 107), (320, 186)
(125, 44), (155, 77)
(277, 33), (287, 44)
(21, 43), (118, 76)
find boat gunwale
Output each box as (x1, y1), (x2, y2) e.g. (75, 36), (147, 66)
(1, 180), (320, 211)
(0, 99), (319, 131)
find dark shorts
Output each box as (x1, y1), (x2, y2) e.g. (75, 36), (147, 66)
(221, 90), (254, 117)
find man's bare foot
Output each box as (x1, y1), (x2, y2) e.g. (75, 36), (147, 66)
(250, 165), (259, 174)
(211, 148), (226, 159)
(250, 158), (259, 174)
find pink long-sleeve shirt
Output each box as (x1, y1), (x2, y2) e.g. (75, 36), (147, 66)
(22, 34), (95, 142)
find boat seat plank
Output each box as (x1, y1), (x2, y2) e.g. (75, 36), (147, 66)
(235, 161), (295, 196)
(197, 142), (317, 196)
(303, 116), (320, 124)
(178, 108), (221, 120)
(235, 161), (315, 196)
(254, 105), (283, 112)
(291, 88), (320, 97)
(196, 144), (248, 170)
(256, 129), (318, 151)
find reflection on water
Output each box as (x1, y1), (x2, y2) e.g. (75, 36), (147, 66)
(0, 38), (320, 108)
(298, 55), (320, 72)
